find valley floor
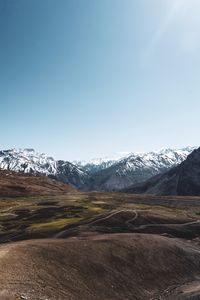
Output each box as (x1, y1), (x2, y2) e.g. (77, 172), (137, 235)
(1, 192), (200, 299)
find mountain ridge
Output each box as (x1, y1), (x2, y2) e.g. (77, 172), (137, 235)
(0, 147), (196, 191)
(124, 147), (200, 196)
(84, 147), (196, 191)
(0, 148), (90, 189)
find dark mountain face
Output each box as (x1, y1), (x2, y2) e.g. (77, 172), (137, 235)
(54, 160), (91, 190)
(0, 147), (196, 192)
(176, 148), (200, 195)
(124, 147), (200, 196)
(0, 149), (91, 190)
(85, 148), (194, 191)
(86, 162), (159, 191)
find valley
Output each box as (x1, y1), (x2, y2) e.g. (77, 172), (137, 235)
(1, 147), (200, 299)
(1, 192), (200, 299)
(1, 0), (200, 297)
(1, 192), (200, 243)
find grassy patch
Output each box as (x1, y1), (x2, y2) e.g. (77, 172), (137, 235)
(87, 206), (105, 213)
(0, 192), (198, 243)
(27, 217), (83, 232)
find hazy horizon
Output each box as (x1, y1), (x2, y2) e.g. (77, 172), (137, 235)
(1, 0), (200, 160)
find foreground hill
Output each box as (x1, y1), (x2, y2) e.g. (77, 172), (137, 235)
(125, 147), (200, 196)
(0, 234), (200, 300)
(0, 170), (75, 196)
(0, 192), (200, 299)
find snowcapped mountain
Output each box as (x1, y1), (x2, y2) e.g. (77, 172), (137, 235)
(124, 147), (200, 196)
(0, 148), (90, 189)
(119, 147), (196, 174)
(55, 160), (91, 189)
(0, 148), (57, 175)
(74, 154), (127, 174)
(0, 147), (196, 191)
(87, 147), (196, 191)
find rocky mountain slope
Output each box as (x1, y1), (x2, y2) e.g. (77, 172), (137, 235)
(0, 147), (195, 191)
(54, 160), (90, 189)
(124, 147), (200, 196)
(0, 149), (90, 189)
(0, 148), (57, 175)
(86, 147), (195, 191)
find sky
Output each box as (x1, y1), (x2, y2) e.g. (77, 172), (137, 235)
(0, 0), (200, 161)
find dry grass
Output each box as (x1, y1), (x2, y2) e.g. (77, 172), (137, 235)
(28, 217), (83, 232)
(0, 192), (200, 243)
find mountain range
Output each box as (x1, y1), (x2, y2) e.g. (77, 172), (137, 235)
(0, 147), (196, 192)
(125, 147), (200, 196)
(0, 148), (90, 190)
(82, 148), (195, 191)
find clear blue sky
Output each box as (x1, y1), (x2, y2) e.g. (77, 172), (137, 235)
(0, 0), (199, 160)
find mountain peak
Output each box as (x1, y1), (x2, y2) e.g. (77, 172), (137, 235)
(124, 146), (200, 196)
(0, 146), (197, 192)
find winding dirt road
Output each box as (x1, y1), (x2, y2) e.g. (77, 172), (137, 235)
(56, 209), (139, 238)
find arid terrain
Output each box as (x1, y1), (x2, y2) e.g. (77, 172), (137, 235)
(1, 233), (200, 300)
(1, 189), (200, 299)
(1, 0), (199, 297)
(0, 170), (75, 196)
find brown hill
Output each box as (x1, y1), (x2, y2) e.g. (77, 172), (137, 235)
(0, 234), (200, 299)
(0, 170), (75, 196)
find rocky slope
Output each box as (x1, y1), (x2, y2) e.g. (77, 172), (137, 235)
(0, 148), (57, 175)
(86, 148), (195, 191)
(0, 149), (90, 189)
(0, 147), (195, 191)
(0, 234), (200, 300)
(54, 160), (91, 189)
(124, 147), (200, 196)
